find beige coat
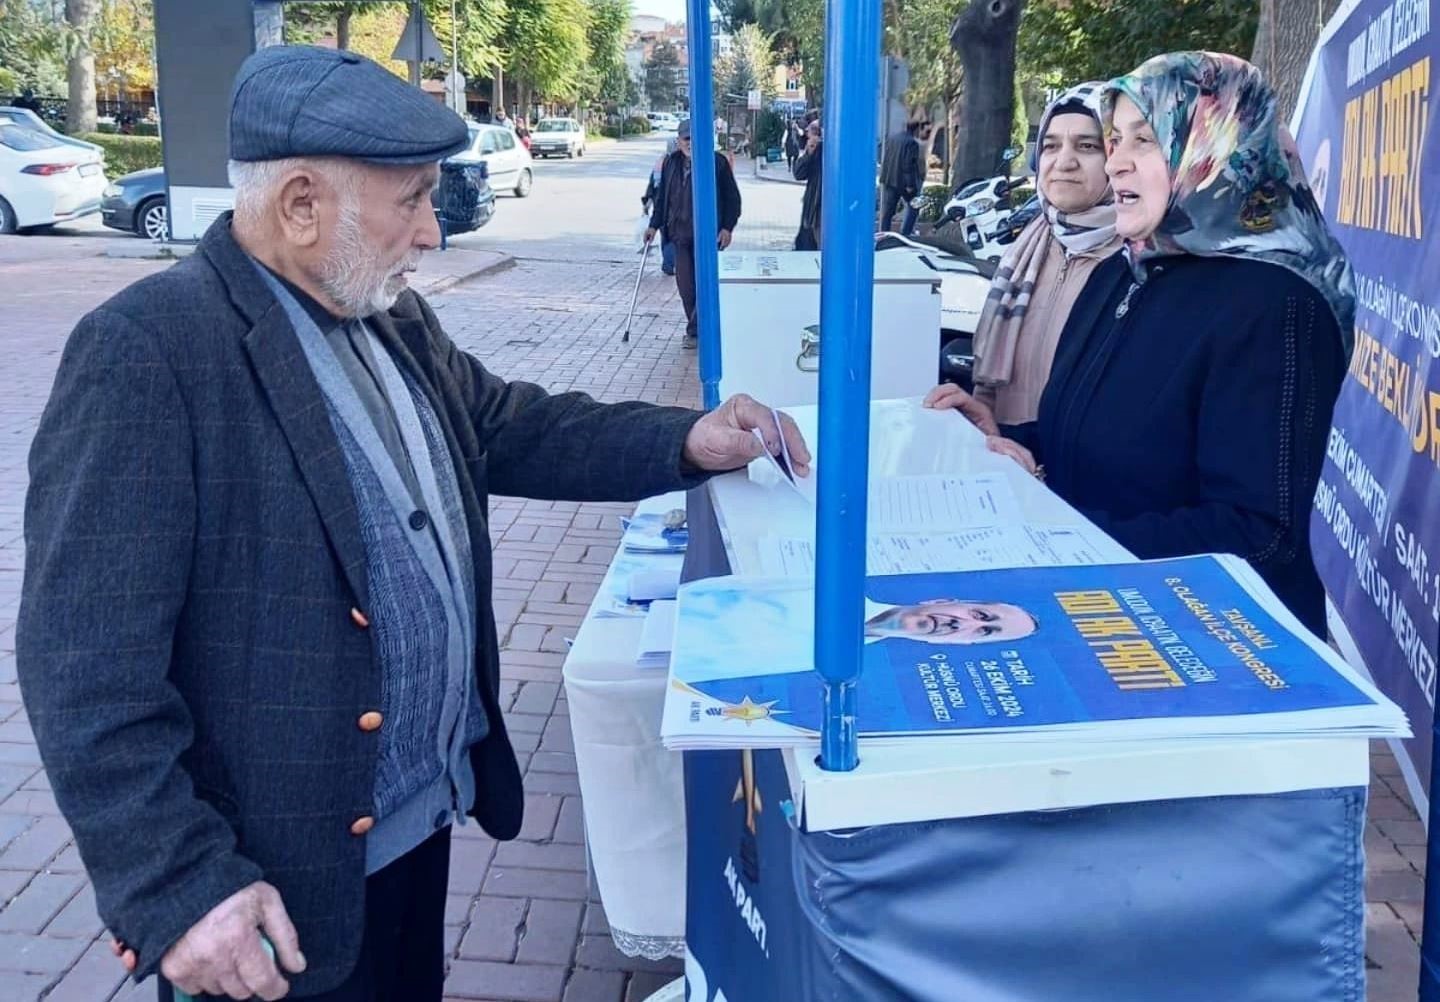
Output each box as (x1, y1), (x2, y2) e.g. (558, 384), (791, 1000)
(974, 230), (1124, 425)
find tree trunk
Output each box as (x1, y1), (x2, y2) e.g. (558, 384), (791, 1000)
(65, 0), (98, 135)
(1252, 0), (1342, 122)
(949, 0), (1025, 186)
(494, 65), (505, 118)
(336, 9), (352, 51)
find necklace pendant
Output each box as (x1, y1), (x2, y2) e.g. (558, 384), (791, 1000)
(1115, 283), (1139, 319)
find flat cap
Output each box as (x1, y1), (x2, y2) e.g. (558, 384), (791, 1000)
(230, 45), (469, 164)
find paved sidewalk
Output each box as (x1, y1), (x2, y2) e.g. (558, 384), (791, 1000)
(0, 233), (1429, 1001)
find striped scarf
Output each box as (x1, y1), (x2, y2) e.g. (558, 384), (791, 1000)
(974, 83), (1118, 390)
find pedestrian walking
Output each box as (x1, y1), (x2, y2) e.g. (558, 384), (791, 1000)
(642, 136), (680, 276)
(645, 119), (742, 349)
(793, 120), (822, 250)
(784, 121), (800, 174)
(879, 118), (931, 235)
(16, 44), (807, 1002)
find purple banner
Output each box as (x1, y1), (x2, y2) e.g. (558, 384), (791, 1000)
(1295, 0), (1438, 789)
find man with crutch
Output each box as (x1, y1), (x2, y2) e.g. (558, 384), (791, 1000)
(644, 119), (742, 349)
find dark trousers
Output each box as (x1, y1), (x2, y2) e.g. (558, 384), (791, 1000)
(879, 185), (919, 235)
(673, 240), (698, 339)
(794, 227), (819, 251)
(158, 827), (452, 1002)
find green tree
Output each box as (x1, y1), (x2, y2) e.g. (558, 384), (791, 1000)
(1018, 0), (1259, 89)
(644, 39), (681, 109)
(579, 0), (631, 110)
(0, 0), (68, 95)
(285, 1), (365, 50)
(716, 0), (822, 102)
(284, 2), (507, 77)
(502, 0), (590, 107)
(715, 22), (777, 109)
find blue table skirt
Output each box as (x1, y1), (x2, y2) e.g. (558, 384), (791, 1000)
(684, 748), (1367, 1002)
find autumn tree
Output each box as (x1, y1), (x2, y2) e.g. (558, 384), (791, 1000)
(93, 0), (154, 96)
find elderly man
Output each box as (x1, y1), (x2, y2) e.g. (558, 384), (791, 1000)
(644, 118), (742, 349)
(17, 46), (807, 1002)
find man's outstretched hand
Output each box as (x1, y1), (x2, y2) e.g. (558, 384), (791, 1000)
(682, 394), (811, 475)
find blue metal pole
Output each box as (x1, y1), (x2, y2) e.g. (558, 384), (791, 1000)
(813, 0), (882, 772)
(1421, 737), (1440, 999)
(684, 1), (722, 409)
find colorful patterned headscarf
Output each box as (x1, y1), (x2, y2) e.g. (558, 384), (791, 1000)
(1103, 52), (1355, 352)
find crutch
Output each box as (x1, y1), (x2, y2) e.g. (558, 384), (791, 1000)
(622, 236), (654, 343)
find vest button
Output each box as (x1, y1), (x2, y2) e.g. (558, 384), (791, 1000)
(408, 509), (429, 531)
(350, 607), (370, 629)
(358, 711), (383, 732)
(350, 816), (375, 836)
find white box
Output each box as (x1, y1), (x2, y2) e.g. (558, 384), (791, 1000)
(717, 251), (941, 408)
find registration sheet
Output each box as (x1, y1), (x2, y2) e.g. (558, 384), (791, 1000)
(757, 524), (1114, 578)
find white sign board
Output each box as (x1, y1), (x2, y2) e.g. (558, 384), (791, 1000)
(747, 89), (762, 111)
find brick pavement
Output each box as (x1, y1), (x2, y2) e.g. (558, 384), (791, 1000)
(0, 222), (1431, 1002)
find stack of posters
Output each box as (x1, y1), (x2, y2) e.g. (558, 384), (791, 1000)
(661, 554), (1409, 750)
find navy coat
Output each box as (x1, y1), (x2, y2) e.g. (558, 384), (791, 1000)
(16, 217), (704, 993)
(1016, 252), (1347, 633)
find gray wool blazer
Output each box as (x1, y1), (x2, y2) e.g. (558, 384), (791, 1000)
(16, 216), (705, 994)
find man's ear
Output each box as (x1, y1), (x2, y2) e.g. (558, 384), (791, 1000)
(275, 169), (323, 249)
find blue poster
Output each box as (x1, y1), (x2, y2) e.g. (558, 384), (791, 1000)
(1293, 0), (1439, 790)
(663, 556), (1402, 748)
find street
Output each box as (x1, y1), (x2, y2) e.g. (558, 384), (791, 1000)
(0, 135), (1427, 1002)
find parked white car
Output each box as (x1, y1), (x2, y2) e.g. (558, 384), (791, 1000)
(647, 112), (680, 133)
(529, 117), (587, 159)
(0, 113), (107, 233)
(458, 122), (534, 197)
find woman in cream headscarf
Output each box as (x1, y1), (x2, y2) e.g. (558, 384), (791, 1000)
(963, 83), (1124, 426)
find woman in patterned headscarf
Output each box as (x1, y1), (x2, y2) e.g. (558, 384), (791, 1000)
(928, 52), (1354, 632)
(959, 82), (1125, 425)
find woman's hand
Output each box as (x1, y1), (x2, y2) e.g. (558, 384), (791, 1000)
(986, 436), (1040, 477)
(923, 383), (1000, 437)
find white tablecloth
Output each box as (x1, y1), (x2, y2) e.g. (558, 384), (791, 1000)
(563, 493), (688, 959)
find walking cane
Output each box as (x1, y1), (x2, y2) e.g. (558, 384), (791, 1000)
(623, 237), (654, 343)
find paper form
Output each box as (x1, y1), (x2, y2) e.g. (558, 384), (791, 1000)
(757, 524), (1114, 578)
(866, 473), (1020, 532)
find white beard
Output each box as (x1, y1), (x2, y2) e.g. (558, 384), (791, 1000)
(318, 197), (420, 318)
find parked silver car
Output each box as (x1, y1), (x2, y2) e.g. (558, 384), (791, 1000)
(457, 122), (534, 197)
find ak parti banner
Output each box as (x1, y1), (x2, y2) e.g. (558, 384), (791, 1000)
(1294, 0), (1438, 795)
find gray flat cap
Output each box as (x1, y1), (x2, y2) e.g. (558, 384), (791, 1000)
(230, 45), (469, 164)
